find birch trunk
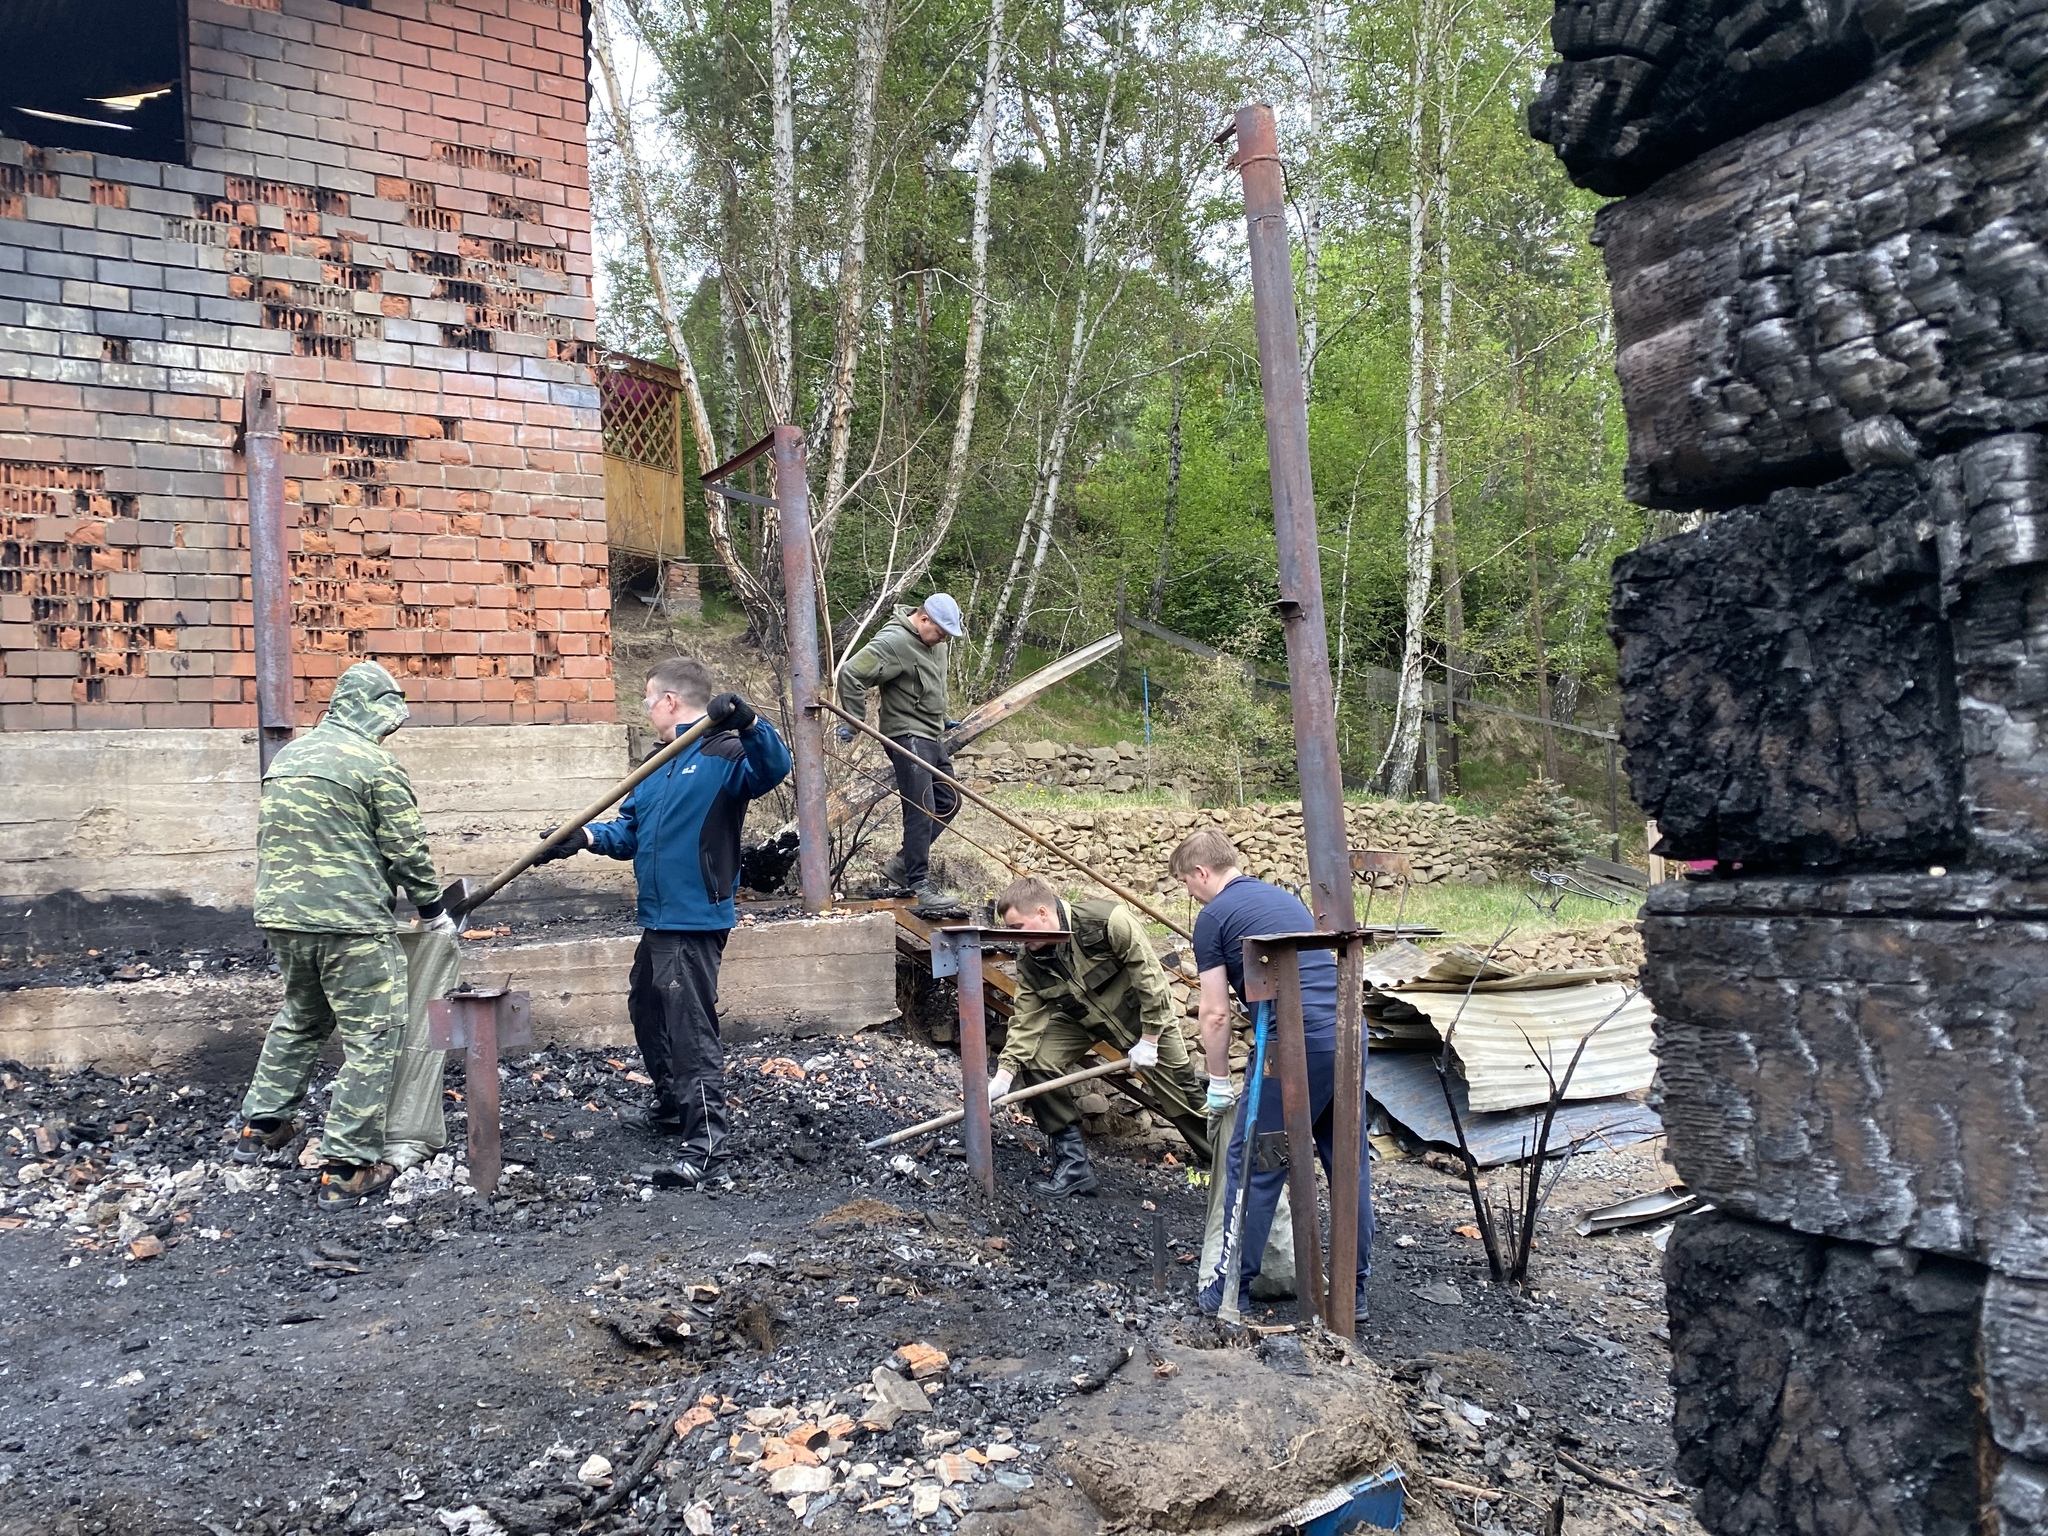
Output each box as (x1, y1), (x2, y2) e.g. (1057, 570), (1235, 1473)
(1299, 0), (1328, 405)
(1146, 365), (1183, 621)
(1429, 59), (1459, 791)
(834, 0), (1006, 671)
(1520, 353), (1560, 777)
(767, 0), (797, 425)
(591, 0), (781, 629)
(1376, 21), (1435, 799)
(980, 44), (1121, 687)
(814, 0), (894, 557)
(989, 54), (1123, 691)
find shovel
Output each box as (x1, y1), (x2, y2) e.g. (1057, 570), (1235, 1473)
(437, 713), (719, 922)
(1215, 998), (1274, 1325)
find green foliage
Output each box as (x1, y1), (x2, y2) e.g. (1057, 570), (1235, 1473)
(1493, 776), (1604, 873)
(1156, 635), (1293, 805)
(597, 0), (1643, 792)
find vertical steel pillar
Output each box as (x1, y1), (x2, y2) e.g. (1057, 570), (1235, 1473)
(243, 372), (294, 773)
(1232, 104), (1354, 934)
(774, 425), (832, 912)
(429, 988), (531, 1200)
(1270, 946), (1325, 1328)
(954, 941), (995, 1197)
(1326, 934), (1366, 1335)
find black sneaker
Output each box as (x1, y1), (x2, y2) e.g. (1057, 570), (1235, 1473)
(654, 1159), (733, 1192)
(619, 1104), (685, 1136)
(231, 1117), (299, 1165)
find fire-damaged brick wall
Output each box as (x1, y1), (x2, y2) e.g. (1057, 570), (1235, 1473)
(1533, 0), (2048, 1531)
(0, 0), (611, 730)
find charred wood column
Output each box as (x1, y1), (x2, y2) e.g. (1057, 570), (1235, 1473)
(1532, 0), (2048, 1528)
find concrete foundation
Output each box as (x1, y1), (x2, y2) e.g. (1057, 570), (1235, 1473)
(2, 724), (644, 961)
(0, 913), (899, 1078)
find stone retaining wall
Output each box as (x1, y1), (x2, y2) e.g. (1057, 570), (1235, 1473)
(955, 738), (1150, 794)
(982, 800), (1503, 896)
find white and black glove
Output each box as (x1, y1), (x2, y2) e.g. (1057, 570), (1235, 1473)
(987, 1068), (1015, 1107)
(1127, 1036), (1160, 1070)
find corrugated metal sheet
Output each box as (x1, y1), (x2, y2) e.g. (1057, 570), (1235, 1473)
(1391, 982), (1655, 1112)
(1368, 1050), (1662, 1167)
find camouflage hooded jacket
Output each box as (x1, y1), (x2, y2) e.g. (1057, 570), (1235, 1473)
(254, 661), (441, 934)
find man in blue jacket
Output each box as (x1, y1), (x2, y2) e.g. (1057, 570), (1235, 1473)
(536, 656), (791, 1186)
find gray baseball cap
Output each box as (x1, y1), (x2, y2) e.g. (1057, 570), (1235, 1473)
(922, 593), (965, 638)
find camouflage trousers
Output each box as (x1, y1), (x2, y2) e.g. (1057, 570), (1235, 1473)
(1010, 1011), (1214, 1168)
(242, 930), (407, 1166)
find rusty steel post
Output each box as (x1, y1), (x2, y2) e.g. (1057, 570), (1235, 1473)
(243, 372), (294, 773)
(1326, 934), (1367, 1337)
(955, 941), (995, 1196)
(1270, 946), (1325, 1328)
(773, 426), (832, 912)
(463, 994), (503, 1198)
(1231, 105), (1355, 935)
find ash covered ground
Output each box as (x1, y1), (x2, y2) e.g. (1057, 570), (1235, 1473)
(0, 1033), (1699, 1536)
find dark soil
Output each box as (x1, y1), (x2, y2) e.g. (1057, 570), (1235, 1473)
(0, 1036), (1700, 1536)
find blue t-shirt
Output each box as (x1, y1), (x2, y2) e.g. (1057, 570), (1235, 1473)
(1191, 875), (1339, 1049)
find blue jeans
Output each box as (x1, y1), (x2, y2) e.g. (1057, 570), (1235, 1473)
(1206, 1048), (1373, 1306)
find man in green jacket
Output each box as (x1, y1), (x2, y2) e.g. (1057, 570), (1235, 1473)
(986, 876), (1212, 1196)
(235, 661), (453, 1209)
(835, 594), (964, 901)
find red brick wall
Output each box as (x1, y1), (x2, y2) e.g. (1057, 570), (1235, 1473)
(0, 0), (612, 730)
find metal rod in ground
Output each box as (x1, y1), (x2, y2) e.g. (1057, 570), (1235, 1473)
(1271, 946), (1325, 1328)
(1325, 934), (1366, 1337)
(243, 371), (294, 774)
(774, 425), (833, 913)
(1229, 104), (1355, 937)
(816, 698), (1194, 942)
(862, 1058), (1133, 1151)
(463, 996), (503, 1198)
(956, 942), (995, 1195)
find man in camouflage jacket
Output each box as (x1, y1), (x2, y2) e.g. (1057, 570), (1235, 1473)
(985, 876), (1212, 1196)
(236, 661), (451, 1209)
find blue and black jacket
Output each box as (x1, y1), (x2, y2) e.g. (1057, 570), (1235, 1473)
(586, 717), (793, 932)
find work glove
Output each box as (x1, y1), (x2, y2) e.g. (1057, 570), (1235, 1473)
(422, 910), (460, 937)
(1204, 1075), (1237, 1114)
(1127, 1035), (1161, 1070)
(708, 692), (757, 733)
(987, 1069), (1015, 1107)
(533, 826), (590, 864)
(945, 719), (965, 732)
(836, 726), (856, 743)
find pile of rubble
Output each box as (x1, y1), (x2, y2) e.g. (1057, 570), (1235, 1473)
(981, 799), (1504, 896)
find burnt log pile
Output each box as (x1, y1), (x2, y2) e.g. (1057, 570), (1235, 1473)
(1532, 0), (2048, 1530)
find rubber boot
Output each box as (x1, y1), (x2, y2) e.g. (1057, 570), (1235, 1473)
(1035, 1126), (1099, 1197)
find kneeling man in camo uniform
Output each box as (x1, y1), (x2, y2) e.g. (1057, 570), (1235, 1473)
(987, 876), (1213, 1196)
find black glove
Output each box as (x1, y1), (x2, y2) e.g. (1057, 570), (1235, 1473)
(708, 692), (756, 732)
(534, 827), (588, 864)
(836, 725), (855, 743)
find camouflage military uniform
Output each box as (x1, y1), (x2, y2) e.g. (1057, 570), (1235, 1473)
(1000, 898), (1213, 1166)
(241, 662), (442, 1167)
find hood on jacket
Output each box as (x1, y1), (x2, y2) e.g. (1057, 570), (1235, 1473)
(325, 661), (411, 741)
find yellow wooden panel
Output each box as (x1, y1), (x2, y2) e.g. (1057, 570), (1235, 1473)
(605, 454), (686, 559)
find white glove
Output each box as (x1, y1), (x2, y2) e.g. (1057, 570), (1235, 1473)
(1127, 1036), (1160, 1070)
(987, 1069), (1014, 1107)
(1204, 1075), (1237, 1113)
(423, 911), (459, 936)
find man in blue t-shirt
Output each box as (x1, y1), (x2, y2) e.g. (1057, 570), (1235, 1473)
(1171, 826), (1372, 1316)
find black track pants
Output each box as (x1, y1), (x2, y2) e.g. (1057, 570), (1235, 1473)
(627, 929), (730, 1165)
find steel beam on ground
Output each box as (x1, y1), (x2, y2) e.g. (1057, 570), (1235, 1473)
(243, 372), (293, 774)
(772, 426), (832, 912)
